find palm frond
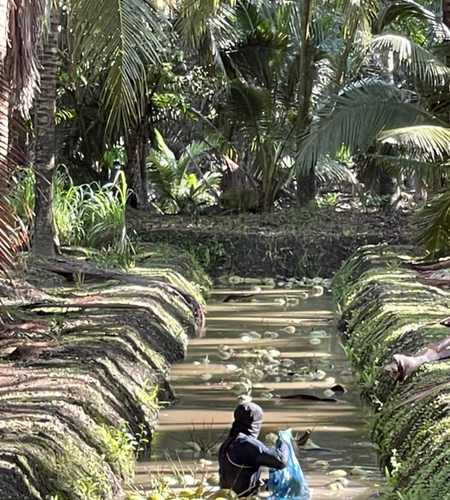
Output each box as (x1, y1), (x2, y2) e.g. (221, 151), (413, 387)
(224, 80), (272, 128)
(176, 0), (236, 48)
(315, 156), (358, 186)
(71, 0), (168, 137)
(378, 0), (450, 40)
(6, 0), (48, 115)
(378, 126), (450, 162)
(296, 79), (433, 174)
(371, 34), (450, 87)
(417, 190), (450, 256)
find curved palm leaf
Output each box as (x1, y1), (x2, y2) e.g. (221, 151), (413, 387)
(417, 190), (450, 256)
(315, 156), (358, 186)
(378, 0), (450, 39)
(371, 34), (450, 87)
(0, 1), (49, 274)
(378, 125), (450, 162)
(71, 0), (168, 137)
(295, 79), (435, 174)
(7, 0), (48, 114)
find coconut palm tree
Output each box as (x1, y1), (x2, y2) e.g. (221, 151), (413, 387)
(33, 5), (59, 258)
(178, 0), (379, 209)
(30, 0), (170, 256)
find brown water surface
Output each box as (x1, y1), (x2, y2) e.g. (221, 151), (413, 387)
(135, 289), (382, 498)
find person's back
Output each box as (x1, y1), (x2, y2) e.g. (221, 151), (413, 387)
(219, 402), (288, 497)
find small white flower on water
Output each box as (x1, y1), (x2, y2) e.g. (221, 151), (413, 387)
(280, 358), (295, 368)
(263, 331), (279, 339)
(310, 330), (328, 338)
(182, 474), (197, 486)
(313, 460), (329, 469)
(282, 325), (296, 334)
(328, 481), (345, 491)
(310, 285), (324, 297)
(226, 364), (239, 372)
(309, 369), (327, 381)
(350, 466), (366, 477)
(328, 469), (348, 478)
(161, 475), (178, 487)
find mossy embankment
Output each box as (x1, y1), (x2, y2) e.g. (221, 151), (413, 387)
(130, 208), (412, 278)
(334, 245), (450, 499)
(0, 245), (210, 500)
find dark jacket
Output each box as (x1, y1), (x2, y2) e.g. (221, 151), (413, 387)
(219, 402), (288, 497)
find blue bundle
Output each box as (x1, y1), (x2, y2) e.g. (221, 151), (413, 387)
(267, 429), (311, 500)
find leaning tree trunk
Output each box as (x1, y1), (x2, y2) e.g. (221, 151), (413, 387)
(296, 0), (316, 207)
(32, 7), (59, 258)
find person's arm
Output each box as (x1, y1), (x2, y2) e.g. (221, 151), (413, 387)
(254, 440), (289, 470)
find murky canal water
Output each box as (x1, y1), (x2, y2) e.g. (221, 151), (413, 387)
(134, 288), (382, 498)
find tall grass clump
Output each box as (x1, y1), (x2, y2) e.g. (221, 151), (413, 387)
(11, 166), (135, 268)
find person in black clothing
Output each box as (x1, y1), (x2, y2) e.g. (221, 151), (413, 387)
(218, 402), (289, 497)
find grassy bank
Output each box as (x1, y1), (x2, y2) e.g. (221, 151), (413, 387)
(0, 245), (210, 500)
(130, 209), (412, 279)
(334, 245), (450, 499)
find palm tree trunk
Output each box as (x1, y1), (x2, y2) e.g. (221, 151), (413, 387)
(32, 6), (59, 258)
(126, 127), (149, 210)
(296, 0), (316, 207)
(0, 0), (9, 160)
(444, 0), (450, 27)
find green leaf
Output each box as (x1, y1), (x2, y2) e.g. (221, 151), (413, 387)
(71, 0), (168, 137)
(371, 34), (450, 87)
(378, 126), (450, 162)
(295, 79), (434, 174)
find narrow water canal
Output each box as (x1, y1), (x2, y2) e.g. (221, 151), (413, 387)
(135, 288), (382, 498)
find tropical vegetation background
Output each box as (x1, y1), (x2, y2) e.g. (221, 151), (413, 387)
(1, 0), (450, 268)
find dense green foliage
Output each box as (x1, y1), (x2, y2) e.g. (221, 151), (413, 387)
(36, 0), (446, 253)
(334, 245), (450, 499)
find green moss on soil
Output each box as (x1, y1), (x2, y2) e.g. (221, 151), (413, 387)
(0, 245), (209, 499)
(130, 209), (412, 278)
(334, 245), (450, 499)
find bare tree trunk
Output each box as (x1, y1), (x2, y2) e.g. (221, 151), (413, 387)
(296, 0), (316, 207)
(0, 0), (9, 160)
(32, 7), (59, 258)
(138, 134), (150, 210)
(126, 127), (149, 210)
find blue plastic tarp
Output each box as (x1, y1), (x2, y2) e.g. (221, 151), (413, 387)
(267, 429), (311, 500)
